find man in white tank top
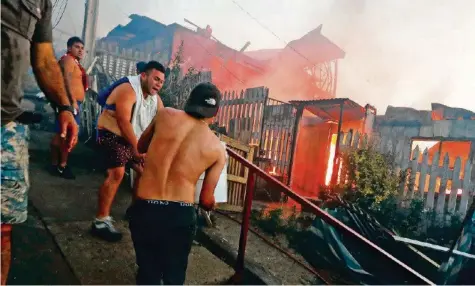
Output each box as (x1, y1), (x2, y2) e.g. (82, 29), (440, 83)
(92, 61), (165, 242)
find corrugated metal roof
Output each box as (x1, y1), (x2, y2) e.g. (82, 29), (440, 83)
(289, 98), (365, 122)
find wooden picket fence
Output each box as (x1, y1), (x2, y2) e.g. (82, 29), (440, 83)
(338, 131), (474, 217)
(215, 87), (268, 145)
(215, 87), (297, 184)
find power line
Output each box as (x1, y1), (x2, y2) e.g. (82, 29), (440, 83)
(53, 0), (68, 29)
(52, 0), (60, 9)
(230, 0), (317, 68)
(230, 0), (336, 97)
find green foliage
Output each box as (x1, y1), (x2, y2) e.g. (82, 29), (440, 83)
(342, 148), (400, 209)
(321, 146), (463, 245)
(249, 145), (463, 254)
(160, 40), (202, 109)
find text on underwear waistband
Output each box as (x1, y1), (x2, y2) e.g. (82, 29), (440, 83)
(144, 199), (194, 207)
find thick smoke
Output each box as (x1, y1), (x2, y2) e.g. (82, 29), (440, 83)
(321, 0), (475, 113)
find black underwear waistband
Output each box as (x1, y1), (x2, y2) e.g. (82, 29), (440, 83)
(134, 199), (194, 208)
(128, 199), (197, 227)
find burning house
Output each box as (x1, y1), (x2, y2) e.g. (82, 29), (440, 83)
(375, 103), (475, 187)
(287, 99), (376, 198)
(95, 15), (344, 102)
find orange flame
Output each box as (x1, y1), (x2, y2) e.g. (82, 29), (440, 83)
(325, 134), (338, 185)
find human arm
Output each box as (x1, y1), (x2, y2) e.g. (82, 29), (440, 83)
(200, 148), (226, 211)
(30, 0), (77, 151)
(137, 114), (157, 154)
(157, 96), (165, 109)
(29, 0), (72, 107)
(115, 85), (139, 151)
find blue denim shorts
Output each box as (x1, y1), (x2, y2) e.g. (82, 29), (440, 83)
(54, 102), (82, 135)
(1, 121), (30, 224)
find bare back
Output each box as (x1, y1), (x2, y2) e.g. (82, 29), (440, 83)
(137, 108), (225, 204)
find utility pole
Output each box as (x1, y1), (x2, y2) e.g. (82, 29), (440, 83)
(81, 0), (99, 70)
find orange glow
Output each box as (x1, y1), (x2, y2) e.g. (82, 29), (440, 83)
(445, 189), (463, 195)
(269, 166), (277, 175)
(325, 134), (338, 185)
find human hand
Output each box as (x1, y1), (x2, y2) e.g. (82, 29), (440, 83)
(58, 111), (78, 152)
(133, 149), (146, 162)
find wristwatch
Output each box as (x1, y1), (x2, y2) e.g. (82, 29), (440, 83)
(56, 105), (77, 116)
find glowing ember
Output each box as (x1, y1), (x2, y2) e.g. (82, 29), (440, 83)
(325, 134), (338, 185)
(445, 188), (463, 195)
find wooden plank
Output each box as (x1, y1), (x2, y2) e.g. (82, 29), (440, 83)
(447, 157), (462, 213)
(408, 146), (420, 199)
(459, 158), (473, 216)
(353, 131), (360, 149)
(235, 90), (244, 138)
(394, 139), (405, 167)
(219, 135), (251, 153)
(418, 148), (429, 197)
(228, 174), (247, 184)
(361, 134), (368, 149)
(400, 137), (412, 171)
(435, 153), (450, 214)
(426, 151), (440, 209)
(380, 135), (389, 154)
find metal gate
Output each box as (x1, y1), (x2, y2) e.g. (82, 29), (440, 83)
(257, 98), (297, 185)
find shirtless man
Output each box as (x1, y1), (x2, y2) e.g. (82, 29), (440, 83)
(50, 36), (87, 179)
(127, 82), (226, 285)
(91, 61), (165, 242)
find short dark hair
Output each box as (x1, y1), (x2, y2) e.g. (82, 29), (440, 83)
(136, 61), (147, 73)
(144, 61), (166, 74)
(67, 37), (84, 48)
(184, 82), (221, 119)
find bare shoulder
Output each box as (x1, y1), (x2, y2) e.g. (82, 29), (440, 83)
(159, 107), (181, 117)
(156, 95), (164, 109)
(115, 83), (136, 101)
(60, 55), (75, 65)
(59, 56), (76, 69)
(209, 132), (226, 159)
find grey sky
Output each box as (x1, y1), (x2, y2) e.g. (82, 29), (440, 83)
(53, 0), (475, 113)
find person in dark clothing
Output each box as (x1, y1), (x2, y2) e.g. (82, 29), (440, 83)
(1, 0), (78, 284)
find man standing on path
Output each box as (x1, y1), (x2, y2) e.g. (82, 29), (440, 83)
(91, 61), (165, 242)
(49, 36), (88, 179)
(127, 82), (226, 285)
(1, 0), (78, 284)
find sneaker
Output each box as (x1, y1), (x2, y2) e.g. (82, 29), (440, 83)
(90, 216), (123, 242)
(56, 165), (76, 180)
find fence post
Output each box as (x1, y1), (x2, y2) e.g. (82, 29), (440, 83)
(233, 171), (256, 282)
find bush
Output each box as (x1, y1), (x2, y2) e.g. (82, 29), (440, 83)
(160, 40), (203, 109)
(321, 146), (463, 245)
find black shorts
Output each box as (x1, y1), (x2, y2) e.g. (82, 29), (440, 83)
(97, 129), (143, 169)
(128, 199), (197, 285)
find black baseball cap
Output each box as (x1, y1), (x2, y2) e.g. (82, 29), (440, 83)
(184, 82), (221, 119)
(136, 61), (147, 73)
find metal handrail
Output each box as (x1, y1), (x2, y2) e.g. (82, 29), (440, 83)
(226, 147), (435, 285)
